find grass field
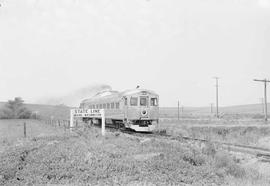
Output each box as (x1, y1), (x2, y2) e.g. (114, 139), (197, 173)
(0, 119), (65, 142)
(1, 103), (270, 185)
(0, 119), (223, 185)
(0, 119), (270, 185)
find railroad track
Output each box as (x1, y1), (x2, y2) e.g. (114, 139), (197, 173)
(180, 136), (270, 161)
(72, 124), (270, 162)
(121, 129), (270, 162)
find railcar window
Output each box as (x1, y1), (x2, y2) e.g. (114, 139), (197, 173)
(124, 97), (127, 106)
(107, 103), (110, 109)
(99, 104), (102, 109)
(130, 97), (138, 106)
(116, 102), (119, 109)
(140, 97), (148, 106)
(103, 104), (106, 109)
(93, 105), (95, 109)
(111, 103), (114, 109)
(150, 98), (158, 106)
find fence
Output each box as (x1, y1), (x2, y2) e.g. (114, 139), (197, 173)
(41, 117), (92, 131)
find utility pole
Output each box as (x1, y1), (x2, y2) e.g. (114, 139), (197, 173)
(181, 105), (184, 115)
(34, 111), (38, 119)
(177, 101), (180, 121)
(254, 79), (270, 121)
(213, 77), (220, 118)
(260, 98), (264, 115)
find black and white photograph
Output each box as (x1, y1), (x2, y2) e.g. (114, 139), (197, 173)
(0, 0), (270, 185)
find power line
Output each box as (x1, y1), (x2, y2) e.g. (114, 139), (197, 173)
(213, 77), (220, 118)
(254, 79), (270, 121)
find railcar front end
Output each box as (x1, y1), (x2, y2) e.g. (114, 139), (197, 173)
(121, 90), (159, 132)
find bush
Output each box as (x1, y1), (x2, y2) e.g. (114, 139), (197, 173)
(202, 141), (216, 158)
(0, 97), (32, 119)
(214, 151), (245, 178)
(182, 149), (206, 166)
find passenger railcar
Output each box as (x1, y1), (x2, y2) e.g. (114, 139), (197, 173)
(79, 88), (159, 132)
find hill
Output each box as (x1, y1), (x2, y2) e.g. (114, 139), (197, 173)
(0, 102), (71, 120)
(0, 102), (267, 120)
(160, 103), (267, 118)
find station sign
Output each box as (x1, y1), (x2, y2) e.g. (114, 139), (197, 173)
(70, 108), (105, 136)
(71, 109), (102, 118)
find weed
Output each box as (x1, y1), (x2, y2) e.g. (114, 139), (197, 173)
(214, 151), (246, 178)
(182, 149), (206, 166)
(202, 141), (216, 158)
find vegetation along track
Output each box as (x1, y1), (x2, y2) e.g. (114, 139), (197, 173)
(121, 128), (270, 162)
(72, 123), (270, 162)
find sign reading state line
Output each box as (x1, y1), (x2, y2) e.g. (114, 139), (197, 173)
(71, 109), (102, 117)
(70, 108), (105, 136)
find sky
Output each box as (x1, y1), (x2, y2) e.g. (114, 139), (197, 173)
(0, 0), (270, 107)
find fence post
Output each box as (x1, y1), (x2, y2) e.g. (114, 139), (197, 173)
(24, 122), (26, 138)
(101, 109), (105, 136)
(70, 110), (74, 131)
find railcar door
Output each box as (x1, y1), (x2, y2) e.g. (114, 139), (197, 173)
(123, 97), (128, 120)
(139, 96), (149, 119)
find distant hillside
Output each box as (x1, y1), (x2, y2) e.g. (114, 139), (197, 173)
(0, 102), (267, 120)
(160, 103), (267, 118)
(219, 104), (266, 114)
(0, 102), (71, 120)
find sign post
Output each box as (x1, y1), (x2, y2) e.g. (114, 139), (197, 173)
(101, 109), (105, 136)
(70, 109), (105, 136)
(70, 110), (74, 130)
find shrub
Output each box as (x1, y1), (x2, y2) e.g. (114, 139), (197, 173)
(0, 97), (32, 119)
(214, 151), (245, 178)
(182, 149), (206, 166)
(202, 141), (216, 158)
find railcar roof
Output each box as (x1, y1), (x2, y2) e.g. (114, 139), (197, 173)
(81, 89), (158, 103)
(120, 89), (158, 96)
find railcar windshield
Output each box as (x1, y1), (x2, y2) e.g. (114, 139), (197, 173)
(130, 97), (138, 106)
(150, 98), (158, 106)
(124, 97), (128, 105)
(140, 97), (148, 106)
(116, 102), (119, 109)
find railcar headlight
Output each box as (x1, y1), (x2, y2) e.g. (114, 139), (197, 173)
(141, 110), (147, 116)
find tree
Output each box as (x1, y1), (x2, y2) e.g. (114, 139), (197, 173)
(0, 97), (31, 119)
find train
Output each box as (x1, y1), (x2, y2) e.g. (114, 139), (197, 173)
(79, 88), (159, 132)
